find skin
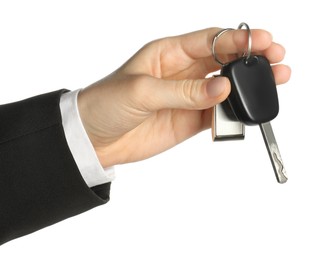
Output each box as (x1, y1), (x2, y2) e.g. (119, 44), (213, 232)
(78, 28), (291, 168)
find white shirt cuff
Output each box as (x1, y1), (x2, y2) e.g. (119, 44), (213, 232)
(59, 89), (115, 188)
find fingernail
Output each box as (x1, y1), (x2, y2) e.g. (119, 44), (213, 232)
(206, 77), (227, 98)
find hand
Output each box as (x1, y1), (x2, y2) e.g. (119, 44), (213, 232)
(78, 27), (291, 167)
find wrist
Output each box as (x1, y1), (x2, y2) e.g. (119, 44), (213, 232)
(77, 88), (125, 168)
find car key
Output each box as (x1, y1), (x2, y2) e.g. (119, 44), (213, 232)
(221, 55), (288, 183)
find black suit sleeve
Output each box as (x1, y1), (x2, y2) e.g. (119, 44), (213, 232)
(0, 90), (111, 245)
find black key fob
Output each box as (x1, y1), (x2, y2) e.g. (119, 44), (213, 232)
(221, 55), (279, 125)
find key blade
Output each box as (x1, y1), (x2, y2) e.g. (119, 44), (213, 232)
(260, 122), (288, 184)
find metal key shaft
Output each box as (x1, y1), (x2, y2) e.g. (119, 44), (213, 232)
(260, 122), (288, 183)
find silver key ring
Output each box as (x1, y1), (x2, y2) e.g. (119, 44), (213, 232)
(237, 22), (252, 61)
(211, 22), (252, 66)
(211, 28), (234, 66)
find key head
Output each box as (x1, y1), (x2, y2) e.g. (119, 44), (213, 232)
(221, 55), (279, 125)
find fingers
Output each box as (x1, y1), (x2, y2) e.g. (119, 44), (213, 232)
(178, 28), (273, 60)
(271, 64), (291, 85)
(177, 28), (289, 85)
(257, 42), (285, 64)
(231, 29), (273, 54)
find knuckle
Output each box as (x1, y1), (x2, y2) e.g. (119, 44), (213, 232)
(178, 79), (203, 108)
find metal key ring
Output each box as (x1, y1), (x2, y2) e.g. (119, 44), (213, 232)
(237, 22), (252, 61)
(211, 22), (252, 66)
(211, 28), (234, 66)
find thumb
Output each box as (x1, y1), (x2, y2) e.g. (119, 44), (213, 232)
(141, 76), (231, 111)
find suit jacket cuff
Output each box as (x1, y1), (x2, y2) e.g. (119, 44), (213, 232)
(0, 89), (111, 245)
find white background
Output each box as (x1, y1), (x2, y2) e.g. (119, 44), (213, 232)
(0, 0), (316, 259)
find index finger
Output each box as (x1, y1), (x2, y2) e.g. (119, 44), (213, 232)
(177, 27), (273, 60)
